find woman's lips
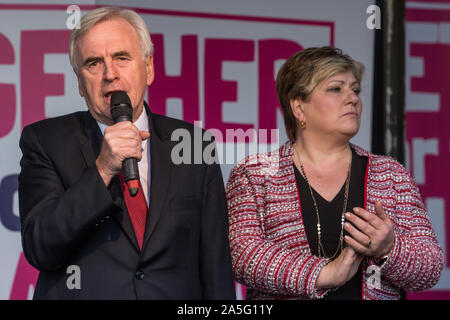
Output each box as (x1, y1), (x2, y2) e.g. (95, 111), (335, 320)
(343, 112), (359, 117)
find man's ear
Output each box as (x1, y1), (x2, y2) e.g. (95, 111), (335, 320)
(145, 55), (155, 86)
(77, 73), (84, 98)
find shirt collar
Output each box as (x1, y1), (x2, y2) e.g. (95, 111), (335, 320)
(96, 108), (148, 136)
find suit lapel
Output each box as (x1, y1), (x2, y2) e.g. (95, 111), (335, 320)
(77, 111), (102, 169)
(77, 111), (140, 251)
(142, 103), (173, 249)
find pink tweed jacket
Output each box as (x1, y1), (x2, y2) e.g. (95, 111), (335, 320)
(226, 141), (443, 300)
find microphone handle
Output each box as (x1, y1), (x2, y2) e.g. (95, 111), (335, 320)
(123, 157), (139, 197)
(113, 114), (140, 197)
(113, 115), (138, 182)
(123, 157), (139, 181)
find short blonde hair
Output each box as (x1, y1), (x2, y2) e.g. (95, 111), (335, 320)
(276, 46), (364, 141)
(69, 7), (153, 73)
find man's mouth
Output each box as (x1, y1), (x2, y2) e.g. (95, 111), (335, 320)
(104, 90), (123, 98)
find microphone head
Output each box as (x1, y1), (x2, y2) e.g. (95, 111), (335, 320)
(110, 91), (132, 123)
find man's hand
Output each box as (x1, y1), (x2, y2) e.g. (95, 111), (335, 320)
(95, 121), (150, 186)
(316, 246), (363, 289)
(343, 201), (395, 259)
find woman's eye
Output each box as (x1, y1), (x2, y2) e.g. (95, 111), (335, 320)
(353, 88), (361, 95)
(328, 87), (341, 93)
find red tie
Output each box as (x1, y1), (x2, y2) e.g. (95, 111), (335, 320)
(118, 172), (148, 250)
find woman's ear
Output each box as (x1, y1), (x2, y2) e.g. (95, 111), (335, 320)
(290, 98), (305, 123)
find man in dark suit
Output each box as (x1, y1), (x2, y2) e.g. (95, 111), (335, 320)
(18, 7), (236, 299)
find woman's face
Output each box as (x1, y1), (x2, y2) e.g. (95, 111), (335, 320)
(296, 71), (362, 140)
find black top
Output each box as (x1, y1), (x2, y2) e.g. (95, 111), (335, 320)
(293, 147), (368, 300)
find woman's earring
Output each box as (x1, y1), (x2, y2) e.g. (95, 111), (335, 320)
(297, 104), (306, 129)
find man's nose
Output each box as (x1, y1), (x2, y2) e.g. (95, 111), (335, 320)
(103, 60), (119, 82)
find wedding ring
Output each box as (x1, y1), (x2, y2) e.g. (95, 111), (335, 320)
(367, 237), (372, 248)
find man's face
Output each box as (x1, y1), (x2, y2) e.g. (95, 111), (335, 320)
(75, 17), (154, 125)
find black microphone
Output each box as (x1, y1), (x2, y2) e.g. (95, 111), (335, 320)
(110, 91), (140, 197)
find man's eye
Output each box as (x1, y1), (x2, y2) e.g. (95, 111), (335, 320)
(88, 61), (99, 68)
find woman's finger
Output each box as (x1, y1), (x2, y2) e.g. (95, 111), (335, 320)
(374, 200), (390, 224)
(351, 207), (385, 230)
(344, 235), (370, 255)
(345, 211), (376, 235)
(344, 221), (372, 247)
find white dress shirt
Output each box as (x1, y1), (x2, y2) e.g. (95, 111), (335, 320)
(97, 109), (151, 206)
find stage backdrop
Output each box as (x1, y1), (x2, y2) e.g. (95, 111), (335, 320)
(0, 0), (439, 300)
(405, 0), (450, 299)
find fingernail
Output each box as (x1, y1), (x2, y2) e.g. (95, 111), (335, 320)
(353, 207), (359, 213)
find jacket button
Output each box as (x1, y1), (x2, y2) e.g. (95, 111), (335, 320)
(135, 271), (145, 280)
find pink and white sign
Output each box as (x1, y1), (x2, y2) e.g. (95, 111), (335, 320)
(0, 0), (376, 299)
(405, 0), (450, 300)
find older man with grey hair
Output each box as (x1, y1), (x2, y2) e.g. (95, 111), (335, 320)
(18, 7), (236, 300)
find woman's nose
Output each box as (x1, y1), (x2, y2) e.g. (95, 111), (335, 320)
(346, 88), (360, 105)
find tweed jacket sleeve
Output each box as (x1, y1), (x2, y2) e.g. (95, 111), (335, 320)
(226, 156), (331, 299)
(367, 156), (443, 292)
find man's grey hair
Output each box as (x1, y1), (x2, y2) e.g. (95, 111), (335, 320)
(69, 6), (154, 73)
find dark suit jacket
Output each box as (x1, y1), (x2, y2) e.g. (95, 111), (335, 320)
(18, 104), (236, 300)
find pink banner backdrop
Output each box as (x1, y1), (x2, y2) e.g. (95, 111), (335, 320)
(405, 0), (450, 300)
(0, 0), (376, 300)
(0, 3), (335, 299)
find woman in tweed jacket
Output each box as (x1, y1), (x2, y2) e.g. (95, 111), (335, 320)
(226, 47), (443, 300)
